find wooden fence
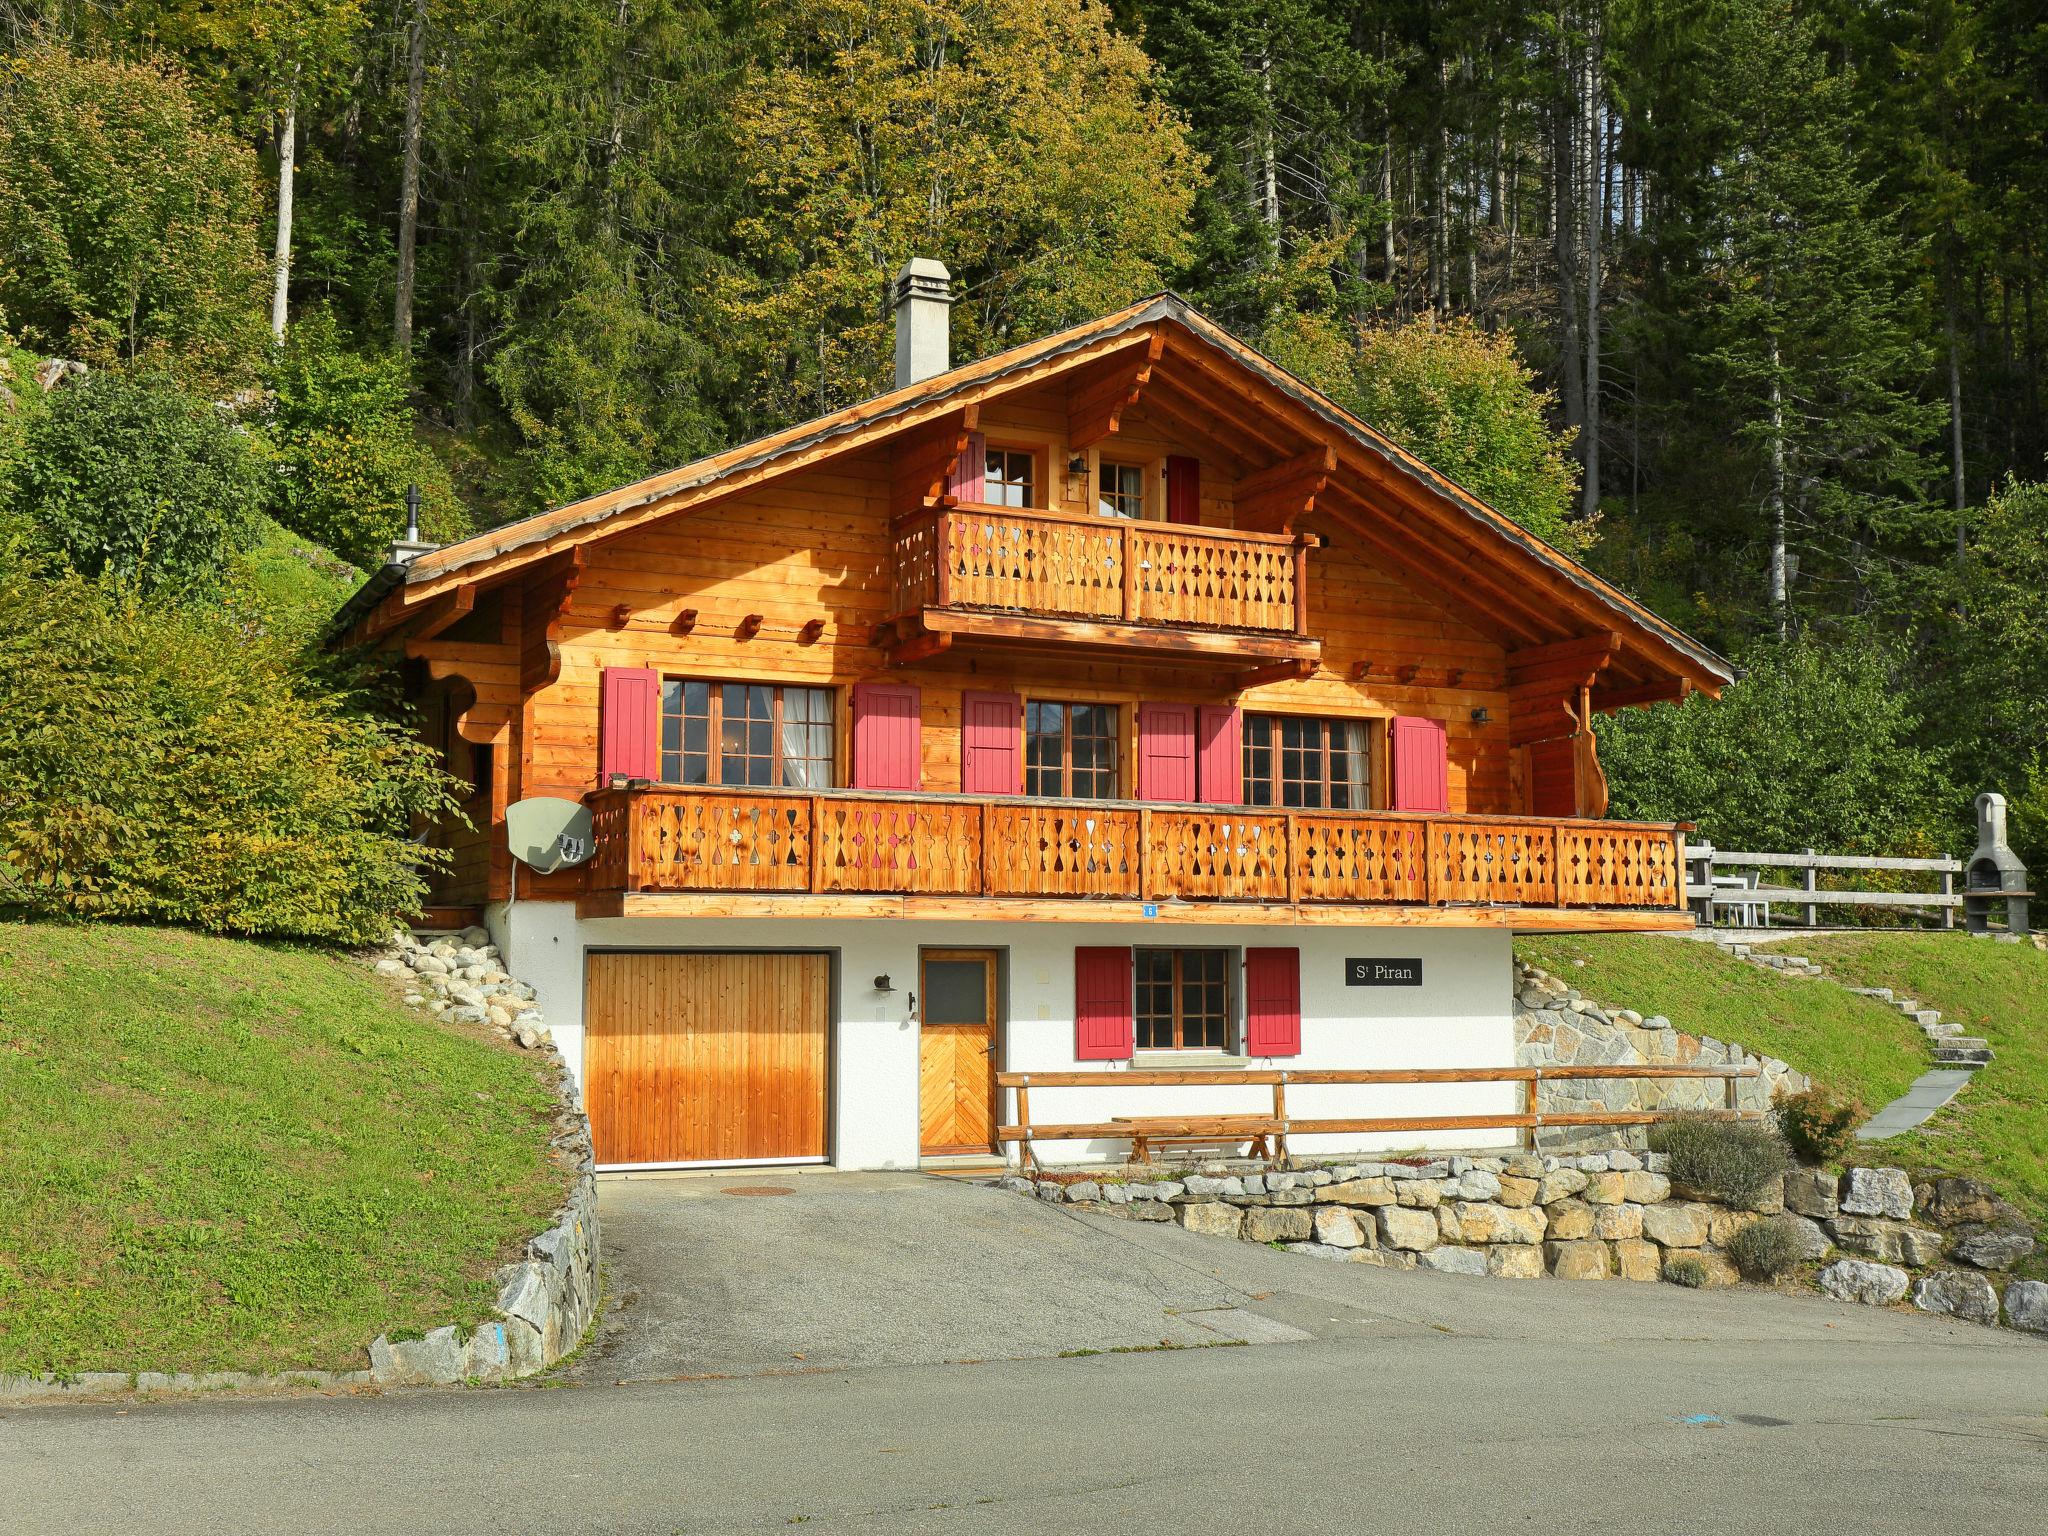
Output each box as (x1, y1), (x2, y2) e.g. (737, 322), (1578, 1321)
(994, 1062), (1762, 1167)
(1685, 845), (1961, 929)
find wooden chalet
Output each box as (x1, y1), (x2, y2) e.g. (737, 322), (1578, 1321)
(337, 259), (1731, 1173)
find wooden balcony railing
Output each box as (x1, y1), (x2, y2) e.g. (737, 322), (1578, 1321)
(891, 503), (1312, 635)
(584, 785), (1689, 911)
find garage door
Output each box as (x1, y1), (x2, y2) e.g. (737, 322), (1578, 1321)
(584, 951), (831, 1167)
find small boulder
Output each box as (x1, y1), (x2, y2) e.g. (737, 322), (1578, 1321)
(1581, 1172), (1627, 1206)
(1823, 1216), (1944, 1268)
(1919, 1177), (2021, 1228)
(1621, 1171), (1671, 1205)
(1641, 1202), (1713, 1249)
(2005, 1280), (2048, 1333)
(1546, 1240), (1612, 1280)
(1782, 1166), (1840, 1220)
(1911, 1269), (2000, 1326)
(1313, 1207), (1369, 1248)
(1496, 1174), (1540, 1208)
(1487, 1244), (1546, 1279)
(1454, 1202), (1546, 1245)
(1949, 1224), (2037, 1271)
(1839, 1167), (1915, 1220)
(1592, 1203), (1643, 1241)
(1244, 1206), (1312, 1244)
(1615, 1238), (1662, 1282)
(1545, 1199), (1595, 1241)
(1317, 1176), (1396, 1207)
(1539, 1167), (1590, 1203)
(1817, 1258), (1910, 1306)
(1416, 1246), (1486, 1275)
(1376, 1206), (1440, 1252)
(1178, 1202), (1243, 1239)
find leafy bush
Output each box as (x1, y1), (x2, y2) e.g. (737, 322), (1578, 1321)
(1269, 310), (1592, 554)
(1648, 1113), (1792, 1208)
(1725, 1216), (1806, 1280)
(14, 372), (266, 598)
(1600, 629), (1953, 856)
(1777, 1086), (1865, 1165)
(264, 310), (468, 567)
(0, 43), (268, 389)
(0, 568), (458, 943)
(1664, 1255), (1709, 1288)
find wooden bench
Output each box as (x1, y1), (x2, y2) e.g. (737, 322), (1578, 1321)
(1110, 1115), (1286, 1166)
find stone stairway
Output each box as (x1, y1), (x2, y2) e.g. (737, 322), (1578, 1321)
(1707, 937), (1993, 1069)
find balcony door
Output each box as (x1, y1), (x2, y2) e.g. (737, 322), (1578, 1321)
(918, 949), (1000, 1155)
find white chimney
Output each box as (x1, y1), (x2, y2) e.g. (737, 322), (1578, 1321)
(893, 257), (952, 387)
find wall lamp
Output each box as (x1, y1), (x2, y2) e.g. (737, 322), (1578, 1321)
(1470, 707), (1492, 725)
(873, 974), (894, 992)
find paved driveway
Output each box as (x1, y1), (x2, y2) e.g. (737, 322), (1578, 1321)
(564, 1168), (2035, 1383)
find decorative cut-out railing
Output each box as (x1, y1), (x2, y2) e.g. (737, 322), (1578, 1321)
(585, 785), (1689, 913)
(890, 503), (1312, 635)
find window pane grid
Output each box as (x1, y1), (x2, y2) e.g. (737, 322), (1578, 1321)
(1242, 714), (1372, 810)
(1025, 699), (1118, 799)
(1098, 461), (1144, 518)
(1134, 949), (1230, 1052)
(659, 681), (833, 789)
(986, 447), (1035, 508)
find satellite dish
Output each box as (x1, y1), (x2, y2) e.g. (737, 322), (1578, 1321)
(505, 797), (596, 874)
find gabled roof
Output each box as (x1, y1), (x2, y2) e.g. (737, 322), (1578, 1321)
(335, 293), (1732, 701)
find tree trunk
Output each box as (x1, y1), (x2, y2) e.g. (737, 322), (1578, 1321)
(1381, 140), (1396, 289)
(1581, 16), (1603, 522)
(269, 79), (297, 343)
(1768, 337), (1789, 630)
(1946, 291), (1966, 555)
(1258, 53), (1280, 237)
(1553, 28), (1584, 437)
(393, 0), (428, 354)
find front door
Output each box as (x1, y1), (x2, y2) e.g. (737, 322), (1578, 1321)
(918, 949), (999, 1155)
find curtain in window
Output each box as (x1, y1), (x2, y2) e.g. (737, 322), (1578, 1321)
(1341, 721), (1370, 806)
(778, 688), (833, 788)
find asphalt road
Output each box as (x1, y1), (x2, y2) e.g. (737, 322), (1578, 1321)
(5, 1173), (2045, 1534)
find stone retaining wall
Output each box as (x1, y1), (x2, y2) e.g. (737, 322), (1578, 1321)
(1513, 962), (1809, 1152)
(0, 933), (601, 1401)
(1006, 1156), (2046, 1336)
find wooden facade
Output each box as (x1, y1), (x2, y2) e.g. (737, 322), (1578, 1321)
(341, 296), (1731, 931)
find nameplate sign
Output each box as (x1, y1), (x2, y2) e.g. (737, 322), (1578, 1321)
(1346, 958), (1422, 987)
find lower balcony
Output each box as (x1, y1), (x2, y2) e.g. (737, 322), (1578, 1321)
(578, 786), (1693, 930)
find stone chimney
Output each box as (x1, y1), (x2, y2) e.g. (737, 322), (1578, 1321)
(892, 257), (953, 388)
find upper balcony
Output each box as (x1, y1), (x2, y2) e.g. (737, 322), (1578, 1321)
(879, 503), (1322, 671)
(579, 783), (1692, 932)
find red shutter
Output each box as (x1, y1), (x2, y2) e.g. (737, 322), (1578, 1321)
(1074, 946), (1134, 1061)
(960, 690), (1021, 794)
(1390, 715), (1450, 813)
(1197, 705), (1242, 804)
(598, 667), (660, 783)
(1244, 947), (1301, 1057)
(852, 682), (920, 791)
(1166, 454), (1200, 524)
(1137, 702), (1196, 801)
(948, 431), (986, 504)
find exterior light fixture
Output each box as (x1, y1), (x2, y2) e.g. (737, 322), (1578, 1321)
(1470, 707), (1491, 725)
(873, 974), (894, 992)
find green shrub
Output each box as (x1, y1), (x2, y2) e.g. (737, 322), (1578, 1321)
(1665, 1255), (1709, 1288)
(14, 372), (266, 598)
(263, 310), (468, 568)
(1777, 1086), (1865, 1165)
(1648, 1113), (1792, 1207)
(1726, 1216), (1806, 1279)
(0, 568), (458, 943)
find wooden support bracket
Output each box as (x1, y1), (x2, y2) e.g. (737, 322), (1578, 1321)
(672, 607), (698, 636)
(1236, 658), (1317, 691)
(798, 617), (826, 644)
(1066, 332), (1165, 449)
(737, 613), (764, 640)
(609, 603), (634, 630)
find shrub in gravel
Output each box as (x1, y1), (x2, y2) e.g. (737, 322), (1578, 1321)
(1727, 1216), (1805, 1279)
(1665, 1255), (1709, 1288)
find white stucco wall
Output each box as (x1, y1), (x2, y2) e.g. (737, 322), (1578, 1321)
(489, 902), (1519, 1169)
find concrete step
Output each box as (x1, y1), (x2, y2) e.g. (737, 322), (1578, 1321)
(1938, 1036), (1990, 1052)
(1849, 987), (1895, 1001)
(1891, 999), (1922, 1016)
(1914, 1008), (1944, 1029)
(1923, 1022), (1964, 1039)
(1932, 1048), (1993, 1067)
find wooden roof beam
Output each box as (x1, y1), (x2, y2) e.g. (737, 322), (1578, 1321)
(1119, 381), (1258, 479)
(1066, 332), (1164, 450)
(1233, 445), (1336, 534)
(1591, 679), (1692, 713)
(357, 581), (474, 644)
(890, 403), (982, 517)
(1143, 370), (1300, 463)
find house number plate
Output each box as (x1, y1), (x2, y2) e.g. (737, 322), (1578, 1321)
(1346, 958), (1422, 986)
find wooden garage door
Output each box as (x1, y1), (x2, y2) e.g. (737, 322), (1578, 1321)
(584, 952), (830, 1166)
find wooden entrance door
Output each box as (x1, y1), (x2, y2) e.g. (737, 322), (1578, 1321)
(918, 950), (999, 1155)
(584, 951), (830, 1166)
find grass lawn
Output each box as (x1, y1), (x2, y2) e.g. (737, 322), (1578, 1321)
(0, 921), (565, 1377)
(1766, 933), (2048, 1230)
(1513, 933), (1929, 1116)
